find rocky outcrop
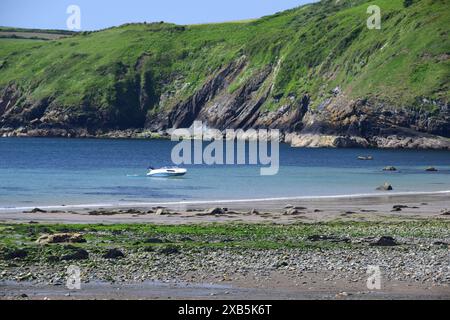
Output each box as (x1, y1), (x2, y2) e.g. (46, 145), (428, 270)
(0, 57), (449, 149)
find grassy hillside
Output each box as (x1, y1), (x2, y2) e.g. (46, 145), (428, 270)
(0, 0), (448, 130)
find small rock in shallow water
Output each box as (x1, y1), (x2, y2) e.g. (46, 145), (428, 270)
(383, 166), (397, 171)
(376, 183), (393, 191)
(425, 167), (438, 172)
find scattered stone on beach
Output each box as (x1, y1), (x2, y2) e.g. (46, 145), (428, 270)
(36, 233), (86, 244)
(370, 236), (398, 247)
(284, 208), (303, 215)
(61, 248), (89, 261)
(1, 248), (28, 260)
(393, 205), (409, 210)
(314, 209), (323, 213)
(433, 241), (448, 246)
(376, 183), (393, 191)
(155, 208), (170, 216)
(383, 166), (397, 171)
(205, 208), (226, 215)
(147, 210), (155, 214)
(159, 246), (180, 255)
(425, 167), (438, 172)
(103, 248), (125, 259)
(24, 208), (47, 214)
(307, 235), (350, 243)
(440, 209), (450, 216)
(144, 238), (165, 244)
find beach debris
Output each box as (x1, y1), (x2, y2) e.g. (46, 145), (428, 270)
(370, 236), (398, 247)
(376, 183), (393, 191)
(205, 207), (226, 215)
(36, 233), (86, 244)
(61, 248), (89, 261)
(383, 166), (397, 171)
(425, 167), (438, 172)
(103, 248), (125, 259)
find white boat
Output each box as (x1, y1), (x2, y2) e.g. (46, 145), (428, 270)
(147, 167), (187, 177)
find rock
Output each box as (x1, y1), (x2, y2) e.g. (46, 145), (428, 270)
(307, 235), (350, 243)
(145, 238), (165, 244)
(103, 248), (125, 259)
(383, 166), (397, 171)
(1, 248), (28, 260)
(370, 236), (398, 247)
(155, 208), (169, 215)
(36, 233), (86, 244)
(284, 205), (294, 209)
(393, 205), (409, 210)
(24, 208), (47, 213)
(159, 246), (180, 255)
(284, 208), (302, 215)
(249, 209), (260, 215)
(61, 248), (89, 261)
(358, 156), (373, 160)
(205, 208), (225, 215)
(433, 241), (448, 246)
(425, 167), (438, 172)
(376, 183), (393, 191)
(440, 209), (450, 216)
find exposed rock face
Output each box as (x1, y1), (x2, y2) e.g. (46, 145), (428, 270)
(1, 58), (449, 149)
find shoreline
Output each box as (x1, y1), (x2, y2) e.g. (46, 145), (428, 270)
(1, 190), (449, 224)
(1, 190), (449, 213)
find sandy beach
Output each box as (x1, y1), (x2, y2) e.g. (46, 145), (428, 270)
(0, 191), (449, 300)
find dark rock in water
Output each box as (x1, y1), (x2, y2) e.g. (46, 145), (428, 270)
(376, 183), (393, 191)
(383, 166), (397, 171)
(61, 248), (89, 261)
(145, 238), (165, 244)
(103, 248), (125, 259)
(159, 246), (180, 255)
(358, 156), (373, 160)
(205, 208), (225, 215)
(425, 167), (438, 172)
(370, 236), (398, 247)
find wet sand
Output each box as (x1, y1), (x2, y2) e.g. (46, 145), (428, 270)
(0, 191), (449, 224)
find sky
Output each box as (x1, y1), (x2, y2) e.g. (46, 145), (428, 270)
(0, 0), (315, 31)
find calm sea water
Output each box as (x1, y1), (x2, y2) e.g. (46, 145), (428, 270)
(0, 138), (449, 209)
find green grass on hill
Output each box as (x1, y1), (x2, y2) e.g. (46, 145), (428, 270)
(0, 0), (448, 127)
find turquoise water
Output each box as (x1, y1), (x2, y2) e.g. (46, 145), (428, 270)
(0, 137), (449, 209)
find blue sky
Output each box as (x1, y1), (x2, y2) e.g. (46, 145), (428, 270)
(0, 0), (315, 31)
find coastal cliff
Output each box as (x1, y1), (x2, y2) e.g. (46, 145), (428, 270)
(0, 0), (449, 148)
